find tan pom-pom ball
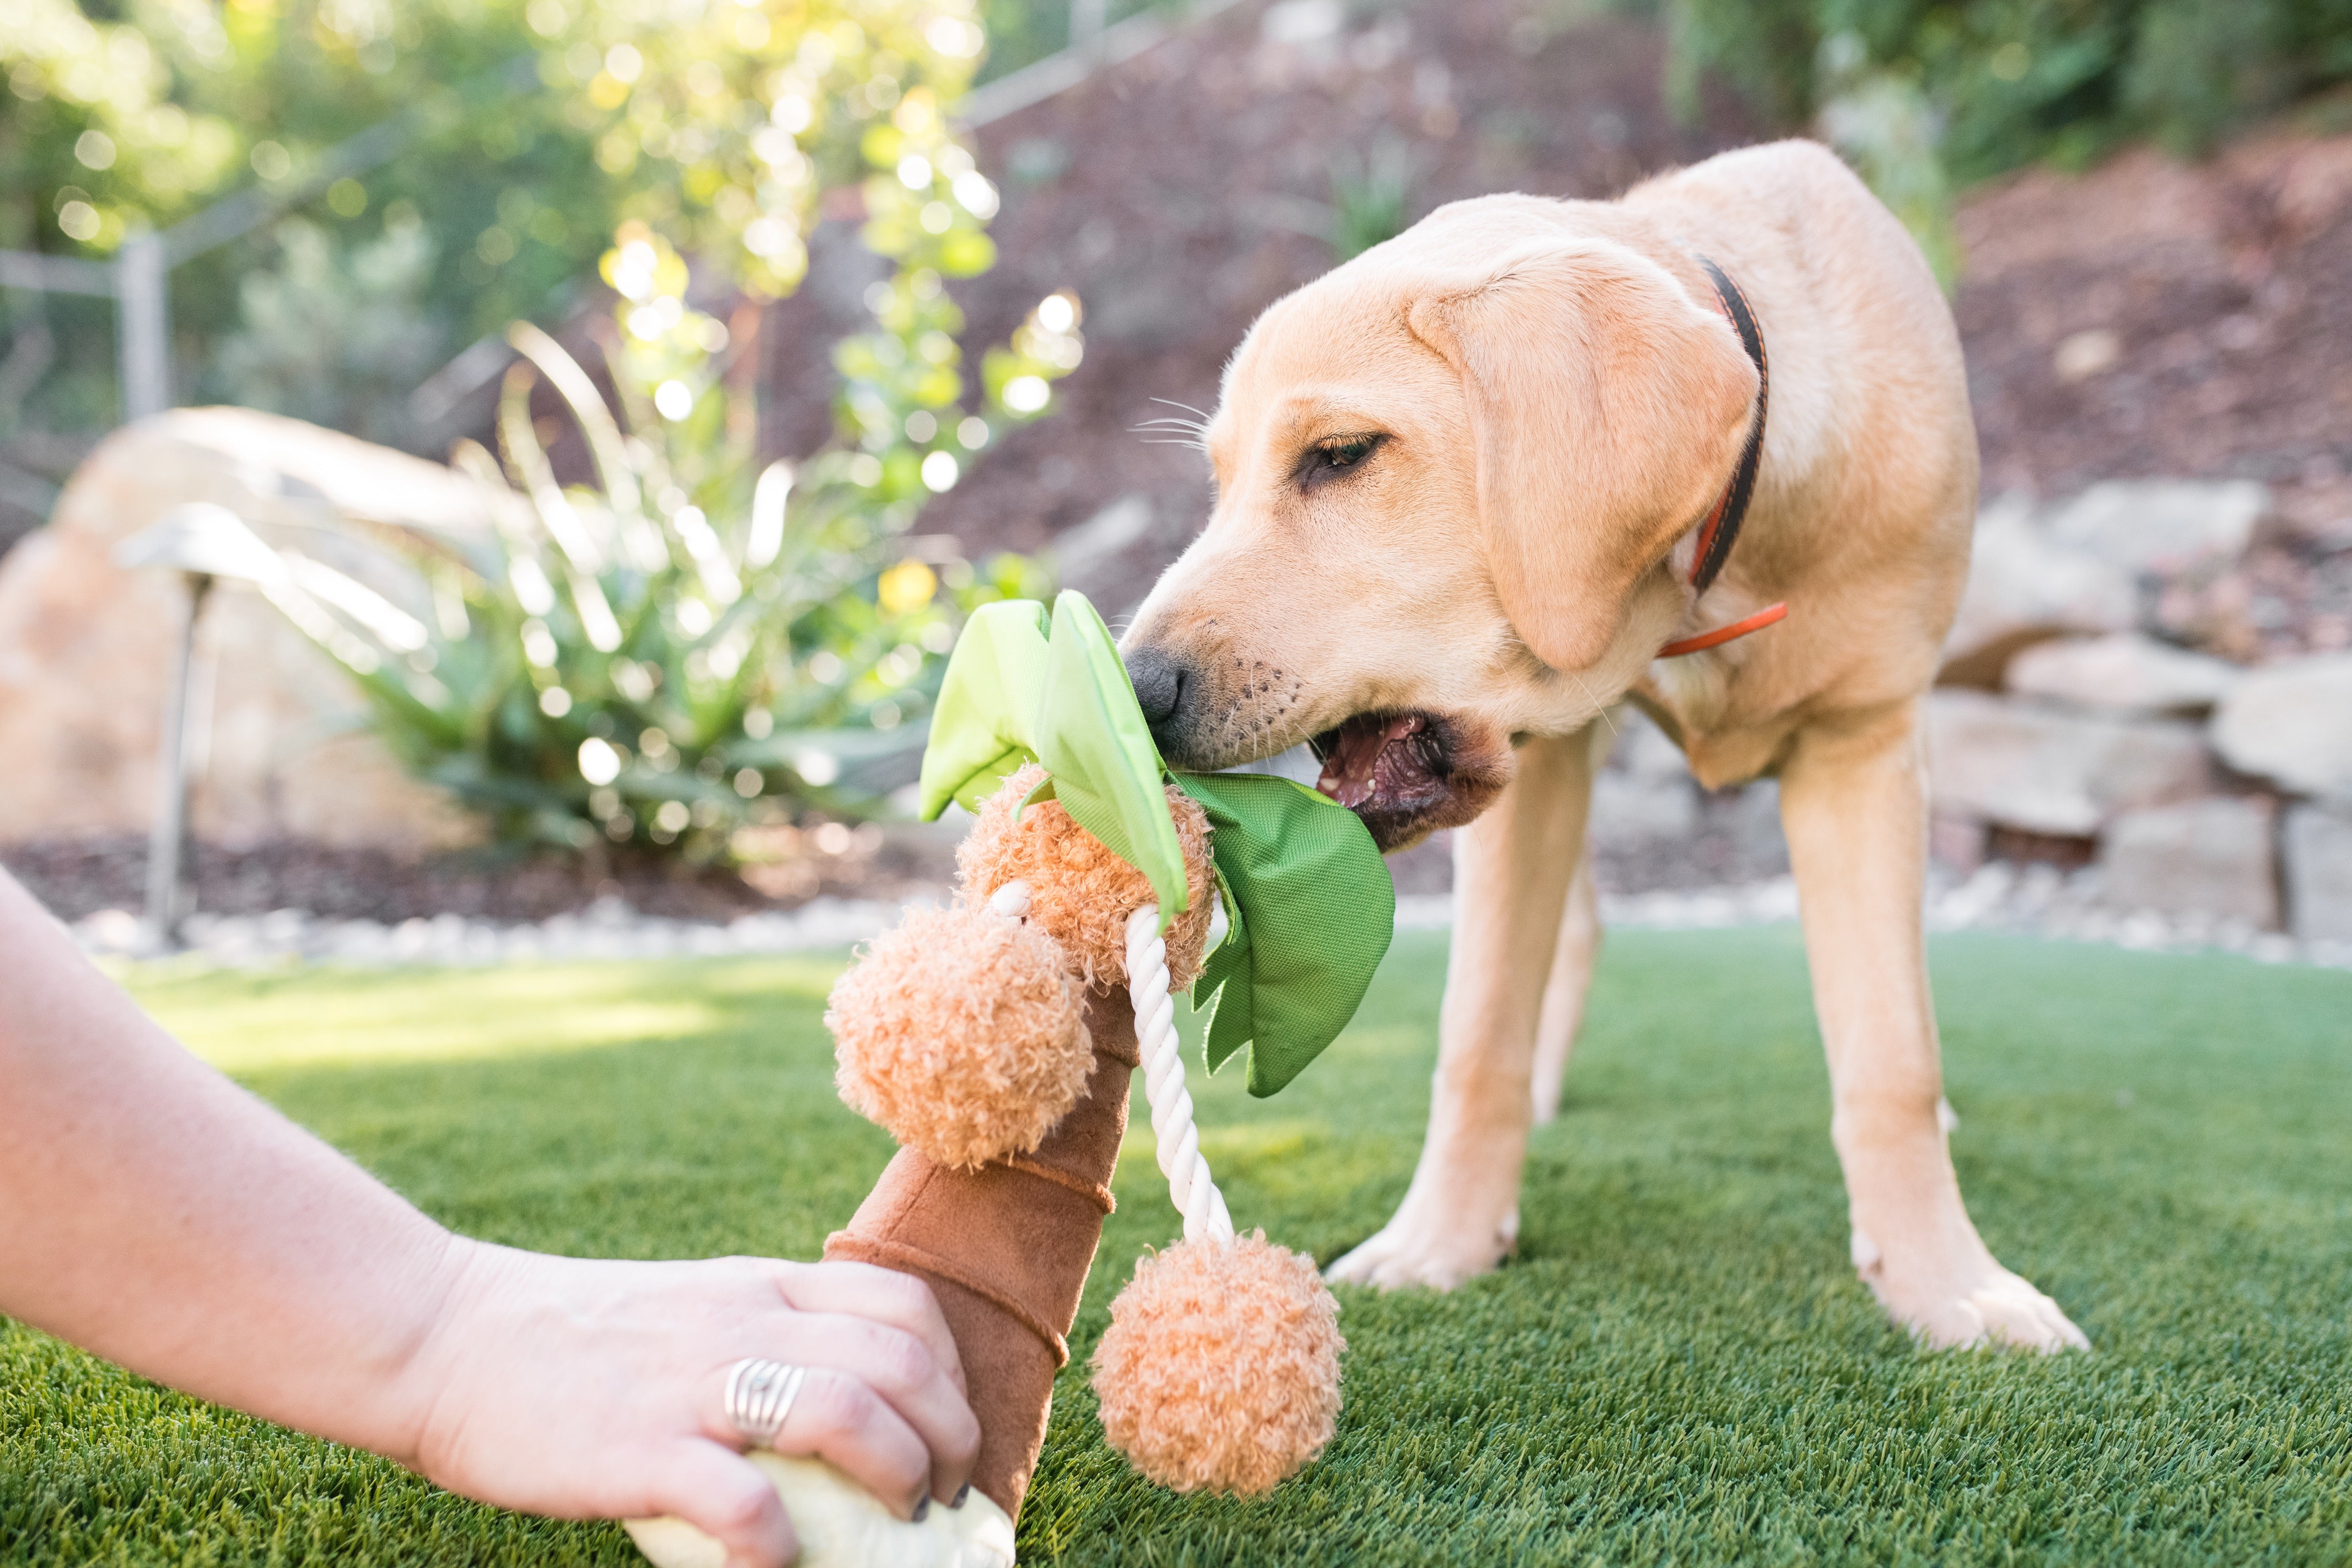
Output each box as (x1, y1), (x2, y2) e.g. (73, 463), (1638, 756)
(826, 905), (1090, 1170)
(1090, 1233), (1345, 1496)
(958, 764), (1218, 992)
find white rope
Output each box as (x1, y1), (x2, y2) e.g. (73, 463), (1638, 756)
(1125, 904), (1233, 1243)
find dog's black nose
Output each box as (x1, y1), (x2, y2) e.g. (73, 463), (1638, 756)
(1124, 645), (1189, 738)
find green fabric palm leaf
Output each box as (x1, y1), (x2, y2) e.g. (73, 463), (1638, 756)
(1172, 771), (1393, 1097)
(1033, 592), (1189, 926)
(917, 597), (1053, 819)
(916, 590), (1393, 1093)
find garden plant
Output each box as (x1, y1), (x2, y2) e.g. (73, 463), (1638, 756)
(270, 222), (1080, 857)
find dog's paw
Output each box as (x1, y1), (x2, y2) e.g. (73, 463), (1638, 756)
(1325, 1205), (1515, 1291)
(1853, 1228), (2088, 1352)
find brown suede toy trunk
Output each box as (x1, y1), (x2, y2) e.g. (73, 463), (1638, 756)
(822, 988), (1136, 1519)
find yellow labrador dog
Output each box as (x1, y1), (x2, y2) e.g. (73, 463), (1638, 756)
(1119, 140), (2086, 1351)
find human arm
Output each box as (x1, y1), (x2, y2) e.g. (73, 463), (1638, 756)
(0, 868), (977, 1567)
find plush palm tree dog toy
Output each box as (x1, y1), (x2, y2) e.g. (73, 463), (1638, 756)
(628, 592), (1393, 1568)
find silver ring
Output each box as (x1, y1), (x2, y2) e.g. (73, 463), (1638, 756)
(723, 1358), (808, 1448)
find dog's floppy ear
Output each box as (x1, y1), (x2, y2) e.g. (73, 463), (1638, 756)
(1406, 239), (1759, 672)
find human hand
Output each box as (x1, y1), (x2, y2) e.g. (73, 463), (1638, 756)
(392, 1243), (980, 1568)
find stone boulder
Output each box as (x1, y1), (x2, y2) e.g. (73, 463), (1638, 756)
(1942, 480), (2266, 685)
(2004, 632), (2241, 716)
(2040, 479), (2265, 571)
(1924, 689), (2213, 836)
(1590, 769), (1700, 841)
(2209, 653), (2352, 801)
(2283, 806), (2352, 944)
(2097, 797), (2278, 927)
(1590, 707), (1700, 843)
(0, 408), (490, 850)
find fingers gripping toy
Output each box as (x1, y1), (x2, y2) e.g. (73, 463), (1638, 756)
(629, 593), (1393, 1568)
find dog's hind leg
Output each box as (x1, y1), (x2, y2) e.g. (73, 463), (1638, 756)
(1327, 727), (1594, 1291)
(1530, 853), (1599, 1125)
(1779, 698), (2087, 1352)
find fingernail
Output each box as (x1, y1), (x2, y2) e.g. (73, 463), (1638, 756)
(912, 1496), (931, 1524)
(951, 1484), (971, 1510)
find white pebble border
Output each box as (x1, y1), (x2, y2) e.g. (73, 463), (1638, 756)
(69, 894), (922, 971)
(66, 864), (2350, 973)
(1347, 860), (2347, 971)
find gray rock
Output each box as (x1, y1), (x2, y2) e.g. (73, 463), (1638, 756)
(1925, 689), (2213, 836)
(2283, 805), (2352, 943)
(1589, 707), (1707, 844)
(2004, 632), (2241, 716)
(1942, 493), (2138, 685)
(2040, 479), (2265, 572)
(1941, 480), (2267, 685)
(2209, 653), (2352, 800)
(1929, 813), (1988, 871)
(2098, 797), (2279, 928)
(1590, 769), (1700, 841)
(0, 408), (491, 849)
(1605, 707), (1688, 780)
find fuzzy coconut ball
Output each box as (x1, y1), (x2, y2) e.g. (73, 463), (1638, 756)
(957, 763), (1218, 992)
(826, 905), (1091, 1170)
(1090, 1233), (1345, 1496)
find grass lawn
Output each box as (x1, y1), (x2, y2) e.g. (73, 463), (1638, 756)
(5, 927), (2350, 1564)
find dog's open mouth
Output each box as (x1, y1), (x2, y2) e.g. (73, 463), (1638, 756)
(1311, 711), (1511, 852)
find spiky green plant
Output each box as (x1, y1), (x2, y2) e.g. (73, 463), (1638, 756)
(273, 244), (1078, 861)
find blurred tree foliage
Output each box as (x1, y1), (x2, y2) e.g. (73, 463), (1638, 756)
(210, 215), (448, 449)
(0, 0), (1004, 433)
(1665, 0), (2352, 183)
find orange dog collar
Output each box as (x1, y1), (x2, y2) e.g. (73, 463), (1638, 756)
(1659, 255), (1784, 659)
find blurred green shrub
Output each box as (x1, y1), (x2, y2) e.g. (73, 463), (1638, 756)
(209, 215), (450, 450)
(0, 0), (1017, 434)
(1330, 136), (1417, 260)
(1811, 31), (1958, 288)
(284, 234), (1081, 858)
(1666, 0), (2352, 187)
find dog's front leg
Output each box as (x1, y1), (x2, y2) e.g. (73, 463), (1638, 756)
(1327, 729), (1593, 1290)
(1780, 700), (2087, 1351)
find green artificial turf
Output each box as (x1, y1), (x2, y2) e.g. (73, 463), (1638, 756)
(5, 929), (2350, 1564)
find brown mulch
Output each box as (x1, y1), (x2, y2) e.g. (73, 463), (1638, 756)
(764, 0), (1764, 615)
(1955, 126), (2352, 662)
(1957, 130), (2352, 508)
(0, 830), (956, 924)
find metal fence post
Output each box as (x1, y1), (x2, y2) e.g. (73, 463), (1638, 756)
(114, 231), (172, 422)
(144, 572), (212, 949)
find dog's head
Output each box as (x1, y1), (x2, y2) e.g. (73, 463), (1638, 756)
(1121, 199), (1759, 850)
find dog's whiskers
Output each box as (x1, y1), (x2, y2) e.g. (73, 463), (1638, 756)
(1570, 672), (1620, 738)
(1132, 416), (1209, 453)
(1135, 402), (1212, 453)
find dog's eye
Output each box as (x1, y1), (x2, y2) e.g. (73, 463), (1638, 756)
(1302, 434), (1385, 488)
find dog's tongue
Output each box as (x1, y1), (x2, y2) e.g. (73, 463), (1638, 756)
(1317, 714), (1425, 809)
